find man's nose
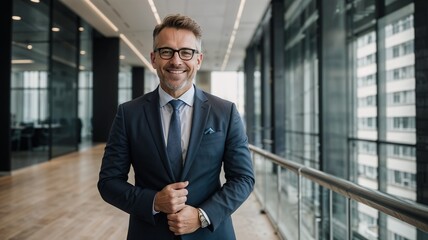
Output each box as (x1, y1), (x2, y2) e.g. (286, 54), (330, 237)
(169, 52), (182, 63)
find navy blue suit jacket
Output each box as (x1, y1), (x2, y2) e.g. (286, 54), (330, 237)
(98, 86), (255, 240)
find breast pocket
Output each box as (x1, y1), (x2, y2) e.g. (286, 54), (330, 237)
(200, 131), (224, 146)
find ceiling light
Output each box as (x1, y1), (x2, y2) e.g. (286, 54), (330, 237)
(84, 0), (118, 32)
(12, 59), (34, 64)
(119, 55), (125, 60)
(27, 44), (33, 50)
(221, 0), (246, 71)
(148, 0), (161, 24)
(79, 65), (85, 70)
(119, 34), (155, 73)
(31, 0), (40, 3)
(79, 27), (85, 32)
(80, 50), (86, 55)
(52, 27), (60, 32)
(12, 16), (21, 21)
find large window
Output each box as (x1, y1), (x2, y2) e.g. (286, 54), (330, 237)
(245, 0), (423, 239)
(349, 2), (417, 239)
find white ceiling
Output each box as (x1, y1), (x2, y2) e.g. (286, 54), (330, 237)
(61, 0), (270, 72)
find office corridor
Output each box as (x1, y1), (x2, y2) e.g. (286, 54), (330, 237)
(0, 145), (278, 240)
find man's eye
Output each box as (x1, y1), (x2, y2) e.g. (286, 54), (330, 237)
(161, 50), (173, 55)
(181, 50), (192, 56)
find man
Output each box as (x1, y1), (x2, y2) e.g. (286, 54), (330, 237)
(98, 14), (255, 240)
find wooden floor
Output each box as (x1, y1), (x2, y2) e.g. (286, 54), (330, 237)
(0, 144), (278, 240)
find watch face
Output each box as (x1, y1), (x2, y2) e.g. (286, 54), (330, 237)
(198, 209), (209, 228)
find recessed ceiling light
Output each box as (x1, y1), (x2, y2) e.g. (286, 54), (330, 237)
(80, 50), (86, 55)
(52, 27), (60, 32)
(119, 55), (125, 60)
(79, 65), (85, 70)
(12, 16), (22, 21)
(79, 27), (85, 32)
(31, 0), (40, 3)
(119, 34), (155, 73)
(27, 44), (33, 50)
(148, 0), (161, 24)
(84, 0), (118, 32)
(12, 59), (34, 64)
(221, 0), (246, 71)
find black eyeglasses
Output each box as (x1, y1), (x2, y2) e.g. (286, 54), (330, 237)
(154, 47), (199, 60)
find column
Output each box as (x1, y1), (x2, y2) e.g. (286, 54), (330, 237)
(0, 0), (12, 173)
(132, 66), (145, 99)
(92, 34), (119, 142)
(271, 0), (285, 156)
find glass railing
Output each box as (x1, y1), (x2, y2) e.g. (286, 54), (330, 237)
(250, 144), (428, 240)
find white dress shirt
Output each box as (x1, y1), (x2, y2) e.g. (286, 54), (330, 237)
(158, 85), (194, 163)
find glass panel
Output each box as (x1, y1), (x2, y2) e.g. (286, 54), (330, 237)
(382, 212), (416, 240)
(10, 0), (50, 169)
(352, 202), (379, 239)
(283, 0), (320, 238)
(379, 10), (417, 240)
(50, 1), (79, 157)
(253, 154), (267, 207)
(331, 192), (349, 239)
(284, 0), (319, 166)
(301, 177), (319, 239)
(118, 65), (132, 104)
(78, 21), (93, 146)
(265, 163), (279, 222)
(78, 71), (92, 144)
(279, 168), (299, 239)
(253, 50), (262, 148)
(385, 143), (416, 201)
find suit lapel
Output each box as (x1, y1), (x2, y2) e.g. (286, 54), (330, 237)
(181, 88), (210, 180)
(144, 89), (175, 181)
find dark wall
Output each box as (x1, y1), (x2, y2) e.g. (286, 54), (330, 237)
(92, 35), (119, 142)
(132, 66), (145, 99)
(0, 0), (12, 172)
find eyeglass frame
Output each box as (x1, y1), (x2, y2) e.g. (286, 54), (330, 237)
(154, 47), (200, 61)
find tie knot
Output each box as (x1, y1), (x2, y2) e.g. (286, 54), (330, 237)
(169, 99), (183, 111)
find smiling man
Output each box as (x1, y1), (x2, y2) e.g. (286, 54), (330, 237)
(98, 14), (255, 240)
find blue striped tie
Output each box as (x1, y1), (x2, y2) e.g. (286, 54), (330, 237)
(167, 100), (184, 180)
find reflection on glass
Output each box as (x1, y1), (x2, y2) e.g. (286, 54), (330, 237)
(356, 31), (378, 140)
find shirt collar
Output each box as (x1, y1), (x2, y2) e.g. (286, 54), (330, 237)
(158, 85), (195, 108)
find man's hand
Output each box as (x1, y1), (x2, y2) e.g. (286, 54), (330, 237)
(167, 205), (200, 235)
(154, 181), (188, 214)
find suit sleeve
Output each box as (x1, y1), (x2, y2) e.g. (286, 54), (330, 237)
(200, 103), (255, 231)
(97, 104), (157, 225)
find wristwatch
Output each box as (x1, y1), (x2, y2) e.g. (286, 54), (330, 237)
(198, 208), (209, 228)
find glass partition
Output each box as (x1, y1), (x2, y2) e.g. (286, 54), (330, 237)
(10, 0), (50, 169)
(50, 1), (79, 157)
(78, 21), (93, 146)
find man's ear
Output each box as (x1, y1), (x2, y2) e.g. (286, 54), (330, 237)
(150, 52), (157, 69)
(197, 53), (203, 69)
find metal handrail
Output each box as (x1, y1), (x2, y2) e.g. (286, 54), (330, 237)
(249, 144), (428, 233)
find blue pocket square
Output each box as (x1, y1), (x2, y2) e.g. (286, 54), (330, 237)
(204, 127), (215, 135)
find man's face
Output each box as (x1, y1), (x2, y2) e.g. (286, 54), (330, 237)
(151, 27), (203, 97)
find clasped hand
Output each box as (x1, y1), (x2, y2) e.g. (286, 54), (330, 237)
(154, 181), (200, 235)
